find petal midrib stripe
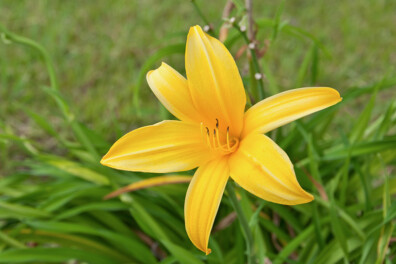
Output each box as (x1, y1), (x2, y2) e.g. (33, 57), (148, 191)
(238, 148), (302, 196)
(193, 27), (231, 126)
(104, 142), (203, 161)
(249, 90), (334, 113)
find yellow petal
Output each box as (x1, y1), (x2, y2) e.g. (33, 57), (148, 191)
(185, 25), (246, 137)
(242, 87), (342, 137)
(146, 62), (201, 123)
(104, 175), (192, 199)
(184, 158), (229, 254)
(229, 133), (313, 205)
(101, 121), (213, 173)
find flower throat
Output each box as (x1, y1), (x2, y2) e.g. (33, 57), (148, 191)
(200, 118), (239, 154)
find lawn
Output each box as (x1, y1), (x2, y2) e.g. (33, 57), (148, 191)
(0, 0), (395, 263)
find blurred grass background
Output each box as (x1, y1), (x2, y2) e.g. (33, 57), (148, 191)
(1, 0), (395, 155)
(0, 0), (395, 263)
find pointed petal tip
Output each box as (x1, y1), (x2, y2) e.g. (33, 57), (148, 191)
(100, 156), (108, 166)
(287, 191), (314, 205)
(190, 242), (211, 255)
(146, 69), (153, 79)
(192, 242), (212, 255)
(184, 158), (229, 256)
(319, 87), (342, 102)
(100, 157), (116, 170)
(146, 62), (169, 80)
(189, 25), (203, 32)
(100, 153), (118, 169)
(301, 191), (315, 204)
(188, 25), (205, 40)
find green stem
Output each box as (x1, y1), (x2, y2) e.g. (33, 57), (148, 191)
(234, 25), (265, 100)
(248, 58), (258, 104)
(1, 25), (58, 91)
(1, 24), (100, 159)
(227, 183), (255, 264)
(0, 230), (27, 249)
(191, 0), (217, 36)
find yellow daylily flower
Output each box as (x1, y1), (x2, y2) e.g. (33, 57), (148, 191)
(101, 25), (342, 254)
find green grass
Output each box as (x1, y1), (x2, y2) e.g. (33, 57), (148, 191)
(1, 0), (395, 263)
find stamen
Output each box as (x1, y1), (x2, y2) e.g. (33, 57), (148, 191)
(215, 127), (231, 152)
(205, 127), (211, 148)
(215, 127), (222, 148)
(226, 127), (230, 150)
(212, 129), (218, 148)
(200, 121), (238, 154)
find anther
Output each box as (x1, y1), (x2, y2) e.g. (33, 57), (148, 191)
(205, 127), (211, 148)
(215, 118), (219, 129)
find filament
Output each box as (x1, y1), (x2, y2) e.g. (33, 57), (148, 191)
(226, 127), (230, 151)
(200, 119), (239, 154)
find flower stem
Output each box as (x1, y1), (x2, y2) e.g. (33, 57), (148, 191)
(233, 25), (265, 100)
(190, 0), (217, 36)
(227, 183), (256, 264)
(0, 24), (100, 159)
(1, 25), (58, 91)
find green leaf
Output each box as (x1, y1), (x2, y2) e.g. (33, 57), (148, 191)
(315, 238), (362, 264)
(329, 198), (349, 262)
(295, 44), (314, 87)
(27, 221), (157, 264)
(0, 230), (26, 249)
(373, 101), (396, 140)
(17, 229), (132, 263)
(54, 201), (128, 220)
(350, 77), (384, 142)
(45, 158), (110, 185)
(271, 0), (285, 41)
(161, 240), (204, 264)
(0, 247), (122, 264)
(273, 226), (314, 264)
(323, 138), (396, 160)
(0, 201), (51, 219)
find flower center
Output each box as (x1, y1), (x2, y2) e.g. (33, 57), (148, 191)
(200, 119), (239, 155)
